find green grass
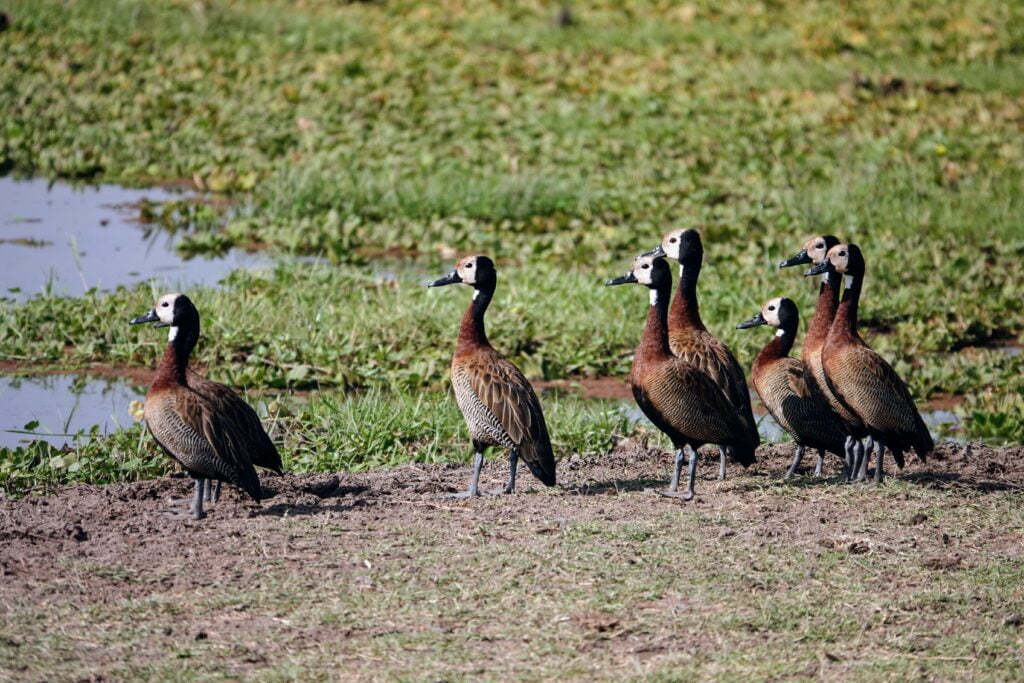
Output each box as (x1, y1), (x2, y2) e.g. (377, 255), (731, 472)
(0, 388), (630, 495)
(1, 0), (1023, 467)
(2, 4), (1023, 678)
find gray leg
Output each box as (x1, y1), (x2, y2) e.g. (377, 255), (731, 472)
(192, 479), (206, 520)
(844, 437), (854, 481)
(873, 442), (886, 484)
(204, 478), (213, 501)
(669, 449), (685, 492)
(684, 445), (699, 500)
(850, 440), (864, 482)
(815, 449), (825, 478)
(856, 437), (871, 481)
(447, 452), (484, 499)
(504, 450), (519, 494)
(212, 480), (222, 502)
(659, 447), (697, 500)
(786, 445), (805, 480)
(718, 446), (727, 480)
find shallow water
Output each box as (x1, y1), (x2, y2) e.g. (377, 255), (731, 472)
(0, 177), (270, 298)
(0, 374), (145, 449)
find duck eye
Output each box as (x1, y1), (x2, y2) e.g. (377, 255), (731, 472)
(466, 263), (473, 268)
(161, 302), (169, 307)
(816, 242), (823, 249)
(768, 305), (775, 311)
(839, 251), (846, 256)
(641, 264), (650, 269)
(669, 238), (677, 243)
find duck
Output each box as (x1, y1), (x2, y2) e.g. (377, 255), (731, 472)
(607, 254), (756, 500)
(779, 235), (867, 477)
(737, 297), (849, 479)
(186, 370), (283, 502)
(805, 244), (934, 481)
(428, 256), (556, 497)
(130, 293), (277, 519)
(642, 229), (759, 480)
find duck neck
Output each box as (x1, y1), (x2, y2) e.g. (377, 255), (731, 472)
(638, 282), (673, 362)
(804, 271), (840, 354)
(155, 318), (199, 385)
(757, 322), (796, 367)
(669, 259), (706, 332)
(456, 285), (493, 354)
(832, 273), (863, 342)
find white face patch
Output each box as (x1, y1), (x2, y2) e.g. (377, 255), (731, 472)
(457, 262), (476, 285)
(168, 326), (179, 342)
(154, 293), (180, 326)
(844, 275), (855, 289)
(763, 297), (783, 327)
(633, 257), (656, 286)
(775, 328), (786, 337)
(664, 230), (685, 260)
(472, 289), (479, 300)
(649, 289), (659, 306)
(820, 272), (830, 284)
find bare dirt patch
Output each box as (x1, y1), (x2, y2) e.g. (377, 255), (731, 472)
(1, 442), (1023, 678)
(535, 376), (633, 400)
(0, 360), (155, 386)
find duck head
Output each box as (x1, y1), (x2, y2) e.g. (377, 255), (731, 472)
(606, 254), (672, 305)
(737, 296), (798, 334)
(641, 228), (703, 265)
(130, 293), (199, 342)
(428, 255), (497, 292)
(804, 243), (864, 280)
(779, 235), (840, 268)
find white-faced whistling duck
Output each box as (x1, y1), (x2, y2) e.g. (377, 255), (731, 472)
(806, 244), (934, 482)
(737, 297), (849, 479)
(131, 294), (279, 519)
(428, 256), (556, 497)
(607, 254), (756, 500)
(641, 229), (760, 480)
(779, 235), (868, 477)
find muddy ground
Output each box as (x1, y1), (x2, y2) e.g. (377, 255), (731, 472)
(2, 442), (1023, 679)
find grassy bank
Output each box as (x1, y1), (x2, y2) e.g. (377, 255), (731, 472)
(0, 389), (631, 495)
(1, 0), (1023, 469)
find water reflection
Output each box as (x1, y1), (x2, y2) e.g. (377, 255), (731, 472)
(0, 374), (144, 448)
(0, 178), (270, 298)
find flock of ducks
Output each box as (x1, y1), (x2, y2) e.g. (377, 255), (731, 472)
(130, 231), (934, 519)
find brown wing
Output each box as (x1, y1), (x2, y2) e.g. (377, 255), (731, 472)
(187, 370), (282, 473)
(175, 389), (264, 500)
(459, 352), (555, 485)
(672, 331), (759, 445)
(644, 358), (755, 463)
(824, 344), (932, 457)
(804, 347), (865, 434)
(754, 358), (848, 455)
(784, 360), (812, 399)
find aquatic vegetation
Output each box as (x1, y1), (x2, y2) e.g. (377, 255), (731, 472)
(0, 0), (1021, 472)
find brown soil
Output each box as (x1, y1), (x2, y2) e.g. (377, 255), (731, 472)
(0, 361), (154, 386)
(535, 376), (633, 400)
(926, 393), (967, 411)
(1, 441), (1022, 678)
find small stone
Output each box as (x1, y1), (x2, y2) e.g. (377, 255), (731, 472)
(194, 631), (208, 641)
